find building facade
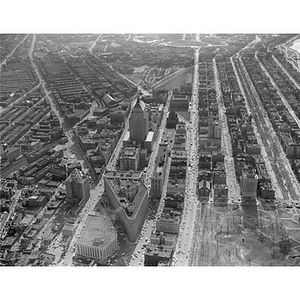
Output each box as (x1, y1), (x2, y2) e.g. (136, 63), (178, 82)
(129, 97), (149, 144)
(240, 167), (258, 199)
(1, 146), (21, 162)
(65, 169), (90, 205)
(156, 212), (180, 234)
(104, 173), (149, 242)
(119, 146), (140, 171)
(76, 215), (118, 262)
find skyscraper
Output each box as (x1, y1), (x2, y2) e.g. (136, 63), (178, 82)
(240, 167), (258, 199)
(65, 168), (90, 205)
(129, 97), (149, 144)
(166, 108), (179, 129)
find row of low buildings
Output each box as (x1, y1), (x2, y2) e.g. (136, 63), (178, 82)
(0, 111), (64, 176)
(242, 50), (300, 166)
(0, 179), (59, 264)
(0, 150), (94, 265)
(272, 49), (300, 88)
(198, 151), (227, 202)
(144, 121), (189, 266)
(197, 60), (221, 153)
(198, 89), (222, 152)
(0, 54), (38, 108)
(15, 112), (63, 157)
(196, 76), (227, 202)
(94, 39), (194, 69)
(15, 149), (66, 186)
(34, 49), (136, 126)
(216, 56), (275, 200)
(258, 52), (300, 159)
(0, 99), (51, 147)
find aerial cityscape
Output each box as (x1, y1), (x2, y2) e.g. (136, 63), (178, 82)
(1, 33), (300, 267)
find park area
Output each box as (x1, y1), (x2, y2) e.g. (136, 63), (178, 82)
(190, 201), (300, 266)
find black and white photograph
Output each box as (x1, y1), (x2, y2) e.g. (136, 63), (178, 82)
(0, 1), (299, 299)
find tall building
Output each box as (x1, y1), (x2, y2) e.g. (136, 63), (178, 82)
(104, 172), (149, 242)
(240, 167), (258, 199)
(166, 108), (179, 129)
(129, 97), (149, 144)
(65, 169), (90, 205)
(208, 114), (221, 139)
(150, 145), (168, 198)
(156, 211), (180, 234)
(119, 146), (140, 171)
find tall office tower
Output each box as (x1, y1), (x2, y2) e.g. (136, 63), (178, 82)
(65, 168), (90, 205)
(166, 108), (179, 129)
(240, 167), (258, 199)
(129, 97), (149, 144)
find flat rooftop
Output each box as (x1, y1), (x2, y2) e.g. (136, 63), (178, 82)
(145, 244), (173, 258)
(105, 170), (142, 179)
(20, 214), (34, 225)
(123, 147), (137, 156)
(172, 94), (189, 100)
(123, 131), (130, 142)
(145, 131), (154, 142)
(77, 215), (117, 248)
